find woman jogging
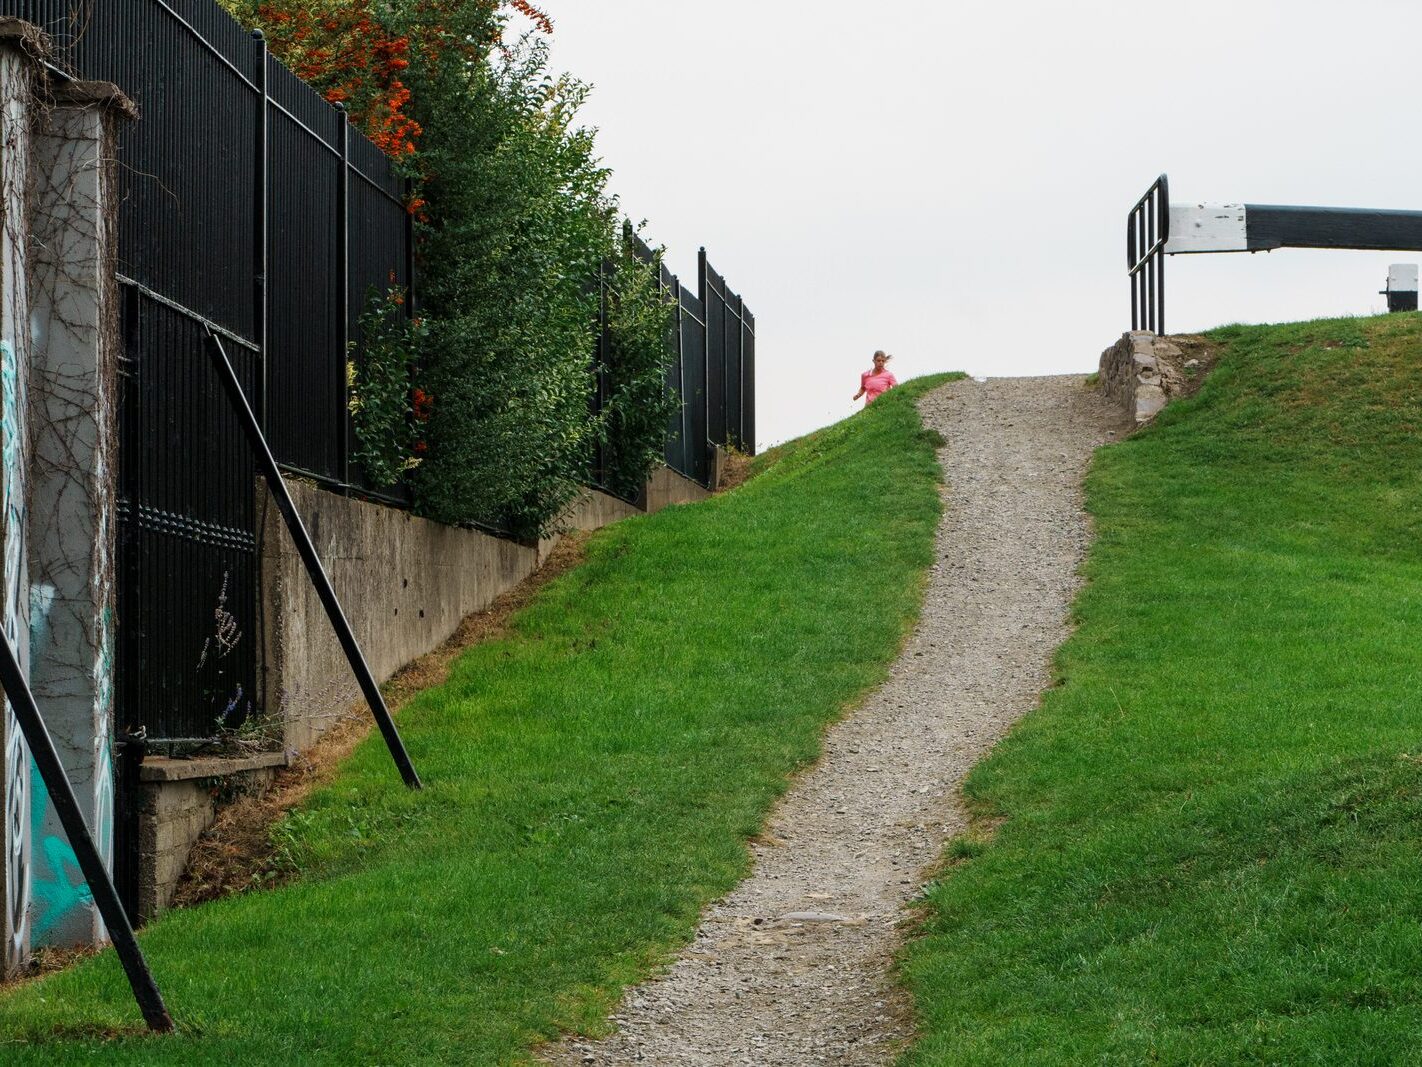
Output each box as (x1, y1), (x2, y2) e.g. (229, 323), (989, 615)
(853, 350), (897, 405)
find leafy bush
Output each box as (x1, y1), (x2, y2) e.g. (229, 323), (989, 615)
(223, 0), (680, 537)
(403, 29), (611, 535)
(595, 234), (678, 500)
(347, 284), (429, 488)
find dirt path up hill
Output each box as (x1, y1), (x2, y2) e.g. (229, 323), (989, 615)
(547, 375), (1117, 1066)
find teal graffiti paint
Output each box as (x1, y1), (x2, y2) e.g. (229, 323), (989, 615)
(25, 581), (95, 941)
(26, 763), (91, 941)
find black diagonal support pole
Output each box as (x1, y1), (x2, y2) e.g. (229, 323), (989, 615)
(206, 332), (422, 790)
(0, 633), (173, 1032)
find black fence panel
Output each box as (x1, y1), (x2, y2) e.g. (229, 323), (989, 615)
(698, 250), (754, 456)
(723, 290), (744, 451)
(677, 285), (709, 486)
(115, 297), (260, 744)
(80, 1), (259, 339)
(0, 0), (415, 747)
(265, 71), (342, 479)
(701, 251), (727, 450)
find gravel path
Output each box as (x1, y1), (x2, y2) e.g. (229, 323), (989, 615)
(547, 376), (1116, 1066)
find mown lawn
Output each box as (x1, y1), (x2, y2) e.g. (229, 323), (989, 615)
(0, 375), (955, 1064)
(903, 315), (1422, 1063)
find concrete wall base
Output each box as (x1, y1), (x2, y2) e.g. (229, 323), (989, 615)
(135, 752), (285, 922)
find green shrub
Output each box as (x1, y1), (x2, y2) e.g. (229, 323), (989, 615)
(595, 233), (679, 500)
(348, 284), (429, 489)
(224, 1), (683, 537)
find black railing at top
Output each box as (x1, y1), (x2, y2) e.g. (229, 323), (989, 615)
(1128, 174), (1169, 335)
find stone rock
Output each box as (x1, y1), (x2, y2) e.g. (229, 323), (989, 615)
(1097, 331), (1193, 426)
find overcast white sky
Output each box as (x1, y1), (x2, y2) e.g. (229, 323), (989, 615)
(541, 0), (1421, 447)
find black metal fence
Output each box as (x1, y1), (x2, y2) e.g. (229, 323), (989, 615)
(672, 282), (711, 484)
(1128, 174), (1169, 335)
(700, 249), (755, 456)
(592, 234), (756, 494)
(4, 0), (414, 746)
(7, 0), (757, 748)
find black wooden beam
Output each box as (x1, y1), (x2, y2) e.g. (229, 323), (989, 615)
(1244, 205), (1422, 252)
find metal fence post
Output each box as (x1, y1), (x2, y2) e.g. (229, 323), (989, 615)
(337, 103), (351, 489)
(207, 332), (422, 791)
(252, 28), (269, 428)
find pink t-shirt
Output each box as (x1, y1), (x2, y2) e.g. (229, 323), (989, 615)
(861, 369), (897, 403)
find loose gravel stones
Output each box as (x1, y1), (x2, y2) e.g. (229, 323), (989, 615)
(545, 376), (1115, 1066)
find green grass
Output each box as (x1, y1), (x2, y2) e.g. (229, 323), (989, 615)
(0, 375), (956, 1064)
(903, 313), (1422, 1064)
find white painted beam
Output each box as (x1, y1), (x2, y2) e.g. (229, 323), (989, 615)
(1165, 203), (1249, 254)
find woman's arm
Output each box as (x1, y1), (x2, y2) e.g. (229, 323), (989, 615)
(853, 386), (865, 400)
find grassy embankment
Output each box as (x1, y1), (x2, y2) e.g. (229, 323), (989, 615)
(905, 314), (1422, 1063)
(0, 375), (956, 1063)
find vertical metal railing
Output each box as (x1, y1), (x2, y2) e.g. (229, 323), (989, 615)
(697, 250), (754, 456)
(252, 28), (269, 427)
(1128, 174), (1169, 335)
(337, 103), (351, 489)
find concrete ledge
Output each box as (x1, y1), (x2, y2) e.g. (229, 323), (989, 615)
(0, 17), (51, 62)
(137, 760), (281, 922)
(52, 79), (139, 121)
(139, 751), (287, 783)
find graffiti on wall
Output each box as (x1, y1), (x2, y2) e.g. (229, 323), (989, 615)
(26, 584), (101, 942)
(1, 338), (30, 969)
(24, 595), (118, 944)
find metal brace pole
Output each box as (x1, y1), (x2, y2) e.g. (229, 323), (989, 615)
(205, 331), (422, 790)
(0, 632), (173, 1032)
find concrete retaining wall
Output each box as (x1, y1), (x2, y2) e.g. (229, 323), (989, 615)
(137, 462), (715, 921)
(261, 472), (708, 751)
(646, 465), (715, 512)
(136, 753), (284, 921)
